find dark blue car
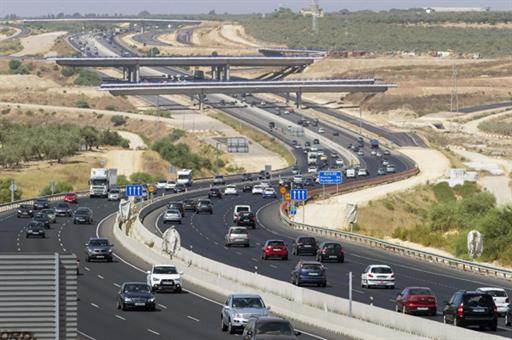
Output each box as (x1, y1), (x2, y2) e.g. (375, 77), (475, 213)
(117, 282), (156, 311)
(290, 261), (327, 287)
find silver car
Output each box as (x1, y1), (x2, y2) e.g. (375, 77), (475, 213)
(221, 294), (270, 334)
(108, 189), (120, 201)
(225, 227), (249, 247)
(163, 209), (182, 224)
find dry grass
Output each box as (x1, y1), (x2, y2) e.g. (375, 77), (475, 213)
(142, 150), (170, 179)
(50, 36), (76, 57)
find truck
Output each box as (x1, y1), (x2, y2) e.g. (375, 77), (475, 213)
(176, 169), (193, 187)
(193, 70), (204, 80)
(89, 168), (117, 198)
(307, 152), (318, 166)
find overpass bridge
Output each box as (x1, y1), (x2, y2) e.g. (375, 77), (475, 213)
(23, 18), (201, 25)
(50, 56), (318, 82)
(259, 47), (327, 57)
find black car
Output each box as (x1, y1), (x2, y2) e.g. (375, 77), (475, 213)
(316, 242), (344, 263)
(290, 261), (327, 287)
(167, 202), (185, 217)
(241, 173), (253, 182)
(17, 204), (33, 218)
(258, 170), (271, 180)
(443, 290), (497, 330)
(73, 207), (93, 224)
(506, 304), (511, 327)
(33, 197), (49, 210)
(55, 202), (72, 217)
(292, 236), (318, 256)
(182, 199), (197, 211)
(333, 131), (340, 136)
(195, 199), (213, 214)
(208, 187), (223, 199)
(117, 282), (156, 311)
(236, 211), (256, 228)
(304, 141), (311, 147)
(26, 221), (46, 238)
(313, 139), (320, 145)
(242, 184), (253, 192)
(32, 213), (50, 229)
(243, 317), (301, 340)
(303, 177), (314, 187)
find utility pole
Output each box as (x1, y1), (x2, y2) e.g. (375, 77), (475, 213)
(311, 0), (320, 34)
(450, 64), (459, 113)
(215, 142), (221, 175)
(359, 106), (363, 136)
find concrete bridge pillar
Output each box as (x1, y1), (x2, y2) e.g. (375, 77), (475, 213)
(296, 90), (302, 109)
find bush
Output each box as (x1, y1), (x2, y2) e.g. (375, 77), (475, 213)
(75, 100), (90, 108)
(111, 115), (127, 126)
(40, 181), (73, 196)
(0, 178), (22, 203)
(432, 182), (455, 203)
(1, 108), (11, 115)
(74, 69), (101, 86)
(117, 175), (130, 186)
(61, 66), (78, 77)
(8, 59), (21, 70)
(168, 129), (186, 142)
(129, 172), (155, 184)
(105, 105), (116, 111)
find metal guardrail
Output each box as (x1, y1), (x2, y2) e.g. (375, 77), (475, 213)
(279, 169), (512, 282)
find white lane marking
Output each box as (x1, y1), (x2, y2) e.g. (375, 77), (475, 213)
(251, 258), (258, 262)
(115, 314), (126, 321)
(97, 275), (104, 280)
(84, 266), (91, 272)
(158, 304), (167, 309)
(269, 264), (278, 269)
(77, 330), (97, 340)
(90, 303), (100, 308)
(214, 241), (219, 245)
(147, 329), (160, 336)
(235, 251), (242, 255)
(113, 283), (121, 288)
(187, 315), (200, 322)
(352, 289), (364, 294)
(62, 248), (67, 252)
(297, 329), (328, 340)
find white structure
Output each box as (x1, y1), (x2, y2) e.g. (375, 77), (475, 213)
(424, 7), (490, 13)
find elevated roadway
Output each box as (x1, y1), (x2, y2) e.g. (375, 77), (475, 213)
(23, 18), (201, 25)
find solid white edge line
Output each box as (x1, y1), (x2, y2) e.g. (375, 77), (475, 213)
(77, 330), (97, 340)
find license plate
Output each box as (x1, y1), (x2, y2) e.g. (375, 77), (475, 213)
(273, 249), (281, 252)
(473, 308), (485, 313)
(162, 282), (174, 285)
(329, 256), (337, 258)
(379, 281), (386, 284)
(96, 255), (104, 258)
(417, 307), (429, 311)
(308, 272), (319, 276)
(304, 245), (312, 248)
(135, 302), (145, 306)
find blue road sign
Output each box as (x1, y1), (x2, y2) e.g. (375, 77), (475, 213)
(318, 171), (343, 185)
(290, 189), (308, 201)
(290, 206), (297, 216)
(126, 185), (144, 197)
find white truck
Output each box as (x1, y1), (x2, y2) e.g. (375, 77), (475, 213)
(176, 169), (193, 187)
(307, 151), (318, 166)
(89, 168), (117, 198)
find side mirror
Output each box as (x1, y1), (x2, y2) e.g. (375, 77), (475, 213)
(266, 306), (271, 311)
(224, 306), (230, 310)
(146, 271), (151, 275)
(179, 271), (184, 275)
(295, 331), (302, 336)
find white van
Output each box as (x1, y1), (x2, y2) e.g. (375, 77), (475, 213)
(233, 205), (251, 222)
(346, 168), (356, 178)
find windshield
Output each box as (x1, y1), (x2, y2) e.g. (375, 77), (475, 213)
(89, 239), (109, 247)
(110, 189), (119, 194)
(124, 284), (150, 293)
(178, 174), (189, 180)
(482, 290), (507, 297)
(231, 228), (247, 235)
(324, 243), (341, 250)
(56, 203), (69, 208)
(464, 294), (494, 306)
(371, 267), (392, 274)
(268, 241), (285, 247)
(236, 207), (250, 212)
(75, 209), (90, 215)
(409, 288), (433, 296)
(302, 264), (322, 270)
(91, 179), (107, 185)
(232, 297), (264, 309)
(41, 209), (54, 214)
(298, 237), (315, 244)
(256, 321), (293, 335)
(66, 193), (76, 197)
(153, 266), (178, 274)
(167, 209), (180, 214)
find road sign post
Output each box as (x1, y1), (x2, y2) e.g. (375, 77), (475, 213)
(349, 272), (353, 318)
(9, 180), (16, 203)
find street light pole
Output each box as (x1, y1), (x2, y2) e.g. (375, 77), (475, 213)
(359, 106), (362, 136)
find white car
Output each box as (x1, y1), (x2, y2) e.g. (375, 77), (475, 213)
(156, 180), (167, 190)
(163, 209), (182, 224)
(224, 185), (238, 195)
(318, 128), (325, 134)
(293, 175), (303, 184)
(346, 168), (356, 178)
(376, 152), (383, 157)
(308, 166), (318, 174)
(476, 287), (509, 315)
(335, 159), (344, 167)
(370, 150), (377, 156)
(146, 264), (183, 293)
(262, 187), (277, 198)
(259, 182), (270, 189)
(357, 150), (364, 157)
(357, 168), (368, 176)
(361, 265), (395, 289)
(252, 185), (264, 195)
(165, 181), (176, 191)
(233, 205), (251, 221)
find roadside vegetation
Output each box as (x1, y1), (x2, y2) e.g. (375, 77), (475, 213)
(356, 182), (512, 266)
(0, 38), (22, 55)
(478, 114), (512, 136)
(243, 9), (512, 57)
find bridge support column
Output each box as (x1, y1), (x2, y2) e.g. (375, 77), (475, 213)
(285, 92), (290, 104)
(217, 66), (223, 81)
(211, 66), (217, 80)
(224, 64), (230, 81)
(199, 92), (204, 112)
(122, 67), (127, 81)
(296, 90), (302, 109)
(134, 65), (140, 83)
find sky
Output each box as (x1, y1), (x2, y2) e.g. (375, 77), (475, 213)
(1, 0), (512, 17)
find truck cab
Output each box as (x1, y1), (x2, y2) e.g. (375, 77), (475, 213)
(177, 169), (193, 187)
(90, 168), (117, 198)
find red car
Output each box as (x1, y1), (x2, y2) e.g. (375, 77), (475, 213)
(395, 287), (437, 316)
(261, 240), (288, 260)
(64, 192), (78, 203)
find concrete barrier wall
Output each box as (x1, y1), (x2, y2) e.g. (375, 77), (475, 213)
(112, 213), (504, 340)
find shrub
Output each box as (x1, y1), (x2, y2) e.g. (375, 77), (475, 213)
(129, 172), (155, 184)
(0, 178), (22, 203)
(111, 115), (127, 126)
(117, 175), (130, 186)
(105, 105), (116, 111)
(74, 69), (101, 86)
(8, 59), (21, 70)
(432, 182), (455, 203)
(40, 181), (73, 196)
(75, 100), (90, 108)
(1, 108), (11, 115)
(60, 66), (78, 77)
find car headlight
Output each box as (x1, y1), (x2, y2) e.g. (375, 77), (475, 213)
(108, 249), (113, 253)
(148, 297), (155, 303)
(152, 277), (160, 282)
(17, 210), (21, 213)
(123, 297), (132, 302)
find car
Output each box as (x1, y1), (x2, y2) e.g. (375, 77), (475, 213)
(155, 180), (167, 190)
(224, 185), (238, 195)
(26, 221), (45, 238)
(292, 140), (298, 146)
(63, 192), (78, 203)
(304, 141), (311, 147)
(371, 150), (377, 156)
(308, 166), (318, 174)
(182, 199), (197, 211)
(443, 290), (497, 330)
(252, 185), (264, 195)
(293, 175), (303, 184)
(316, 242), (344, 263)
(386, 164), (396, 173)
(32, 213), (50, 229)
(242, 184), (253, 192)
(108, 188), (121, 201)
(146, 264), (183, 293)
(225, 226), (250, 247)
(383, 150), (391, 156)
(377, 167), (387, 176)
(318, 127), (325, 134)
(73, 207), (93, 224)
(347, 143), (353, 149)
(165, 181), (176, 191)
(376, 152), (383, 158)
(335, 159), (344, 167)
(163, 209), (182, 224)
(361, 265), (395, 289)
(241, 173), (253, 182)
(292, 166), (300, 175)
(40, 208), (57, 223)
(258, 170), (271, 180)
(357, 168), (368, 176)
(262, 187), (277, 198)
(84, 237), (113, 262)
(17, 204), (34, 218)
(54, 202), (72, 217)
(292, 236), (318, 256)
(303, 177), (315, 187)
(506, 304), (512, 327)
(173, 183), (187, 193)
(357, 150), (364, 157)
(333, 131), (340, 136)
(236, 211), (256, 228)
(242, 316), (301, 339)
(208, 187), (223, 199)
(167, 202), (184, 216)
(221, 294), (270, 333)
(262, 240), (288, 260)
(213, 175), (225, 186)
(476, 288), (509, 316)
(313, 138), (320, 145)
(290, 261), (326, 287)
(382, 159), (390, 166)
(233, 205), (251, 221)
(33, 197), (49, 210)
(117, 282), (156, 311)
(395, 287), (437, 316)
(195, 199), (213, 214)
(346, 168), (356, 178)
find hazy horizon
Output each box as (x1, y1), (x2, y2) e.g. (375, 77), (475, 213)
(2, 0), (512, 17)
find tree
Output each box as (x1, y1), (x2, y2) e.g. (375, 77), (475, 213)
(80, 126), (100, 150)
(8, 59), (21, 71)
(111, 115), (127, 126)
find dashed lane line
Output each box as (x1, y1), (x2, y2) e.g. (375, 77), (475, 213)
(115, 314), (126, 321)
(90, 303), (100, 309)
(147, 329), (160, 336)
(187, 315), (200, 322)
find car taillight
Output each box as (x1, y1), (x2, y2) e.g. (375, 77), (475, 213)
(493, 305), (497, 317)
(321, 249), (327, 254)
(457, 304), (464, 317)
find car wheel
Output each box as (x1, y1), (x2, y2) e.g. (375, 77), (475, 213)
(26, 235), (29, 238)
(221, 317), (227, 332)
(150, 305), (156, 311)
(491, 321), (497, 332)
(117, 301), (121, 310)
(175, 287), (182, 294)
(390, 285), (395, 290)
(86, 256), (90, 262)
(283, 255), (288, 261)
(121, 302), (126, 311)
(321, 282), (327, 287)
(340, 256), (345, 263)
(227, 319), (235, 334)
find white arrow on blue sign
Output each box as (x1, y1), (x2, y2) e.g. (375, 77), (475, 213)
(318, 171), (343, 185)
(290, 189), (308, 201)
(126, 185), (144, 197)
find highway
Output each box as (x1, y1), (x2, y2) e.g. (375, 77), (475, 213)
(131, 30), (169, 47)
